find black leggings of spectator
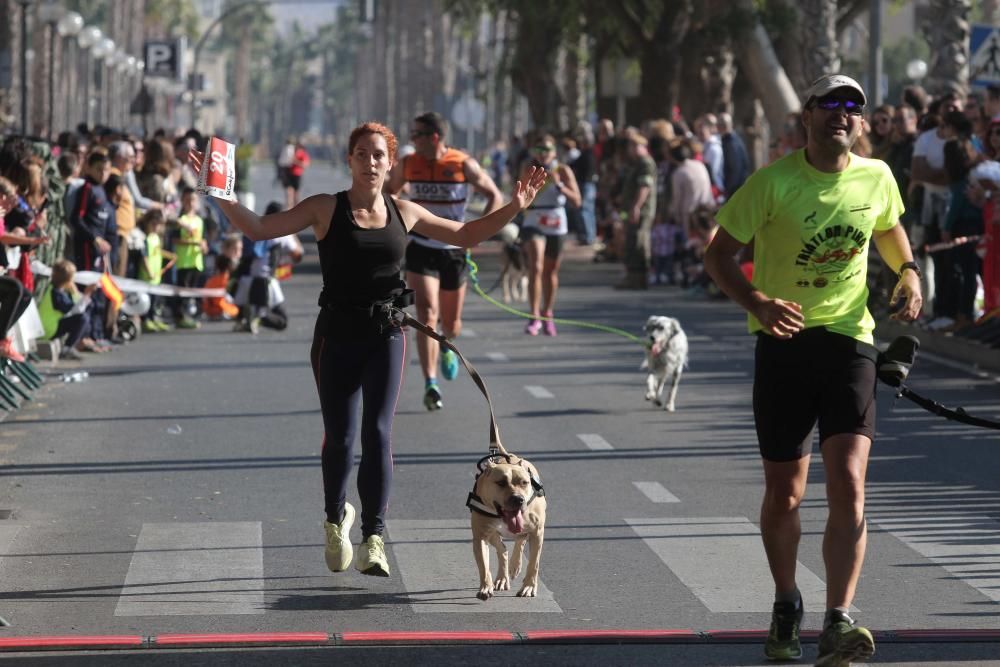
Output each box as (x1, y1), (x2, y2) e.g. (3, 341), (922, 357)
(55, 313), (88, 349)
(0, 275), (31, 337)
(173, 268), (202, 319)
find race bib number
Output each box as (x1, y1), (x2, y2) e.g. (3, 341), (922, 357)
(539, 214), (561, 229)
(196, 136), (237, 201)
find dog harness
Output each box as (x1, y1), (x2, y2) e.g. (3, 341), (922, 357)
(466, 453), (545, 519)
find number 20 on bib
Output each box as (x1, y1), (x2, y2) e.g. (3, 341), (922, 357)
(196, 136), (237, 201)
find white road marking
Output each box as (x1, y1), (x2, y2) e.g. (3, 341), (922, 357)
(387, 519), (560, 613)
(874, 515), (1000, 602)
(525, 385), (554, 399)
(486, 352), (509, 362)
(577, 433), (613, 450)
(633, 482), (680, 503)
(627, 517), (840, 613)
(115, 522), (263, 616)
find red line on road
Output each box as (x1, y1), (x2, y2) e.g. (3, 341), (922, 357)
(341, 631), (513, 643)
(525, 629), (699, 643)
(154, 632), (331, 646)
(893, 629), (1000, 642)
(0, 635), (144, 650)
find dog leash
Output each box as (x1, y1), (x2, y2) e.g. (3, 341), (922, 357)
(466, 255), (646, 345)
(389, 306), (507, 454)
(878, 335), (1000, 431)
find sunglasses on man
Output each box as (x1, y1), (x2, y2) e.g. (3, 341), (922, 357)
(532, 145), (555, 153)
(812, 96), (865, 116)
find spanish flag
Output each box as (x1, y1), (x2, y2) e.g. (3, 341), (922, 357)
(100, 272), (124, 309)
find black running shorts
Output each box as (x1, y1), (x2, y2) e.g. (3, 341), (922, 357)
(404, 242), (468, 290)
(520, 226), (565, 259)
(753, 327), (877, 462)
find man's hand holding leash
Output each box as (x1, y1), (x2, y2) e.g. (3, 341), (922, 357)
(889, 266), (922, 322)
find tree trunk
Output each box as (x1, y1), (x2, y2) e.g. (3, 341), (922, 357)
(509, 5), (565, 129)
(736, 1), (801, 133)
(923, 0), (970, 97)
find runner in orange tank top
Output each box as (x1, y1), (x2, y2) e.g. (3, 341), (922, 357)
(386, 111), (503, 411)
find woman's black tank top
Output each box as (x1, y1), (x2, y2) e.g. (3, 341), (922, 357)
(317, 190), (408, 307)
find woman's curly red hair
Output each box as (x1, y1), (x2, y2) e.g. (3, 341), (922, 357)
(348, 122), (398, 160)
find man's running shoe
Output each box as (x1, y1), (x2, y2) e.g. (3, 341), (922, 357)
(356, 534), (390, 577)
(424, 384), (443, 411)
(816, 612), (874, 667)
(525, 319), (542, 336)
(176, 317), (200, 330)
(323, 502), (355, 572)
(764, 595), (803, 661)
(440, 347), (459, 380)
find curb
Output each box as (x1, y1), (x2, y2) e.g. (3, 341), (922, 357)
(2, 629), (1000, 652)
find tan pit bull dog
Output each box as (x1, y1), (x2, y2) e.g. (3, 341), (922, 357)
(466, 444), (546, 600)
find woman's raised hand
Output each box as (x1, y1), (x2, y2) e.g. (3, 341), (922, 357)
(512, 165), (548, 211)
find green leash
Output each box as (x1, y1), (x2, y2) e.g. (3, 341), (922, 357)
(466, 254), (646, 345)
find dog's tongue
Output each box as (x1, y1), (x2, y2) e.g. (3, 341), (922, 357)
(502, 509), (525, 534)
(651, 342), (663, 357)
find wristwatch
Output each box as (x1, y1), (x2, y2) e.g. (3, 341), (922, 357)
(898, 261), (921, 279)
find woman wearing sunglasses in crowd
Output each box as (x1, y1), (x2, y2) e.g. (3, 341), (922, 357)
(519, 133), (581, 336)
(868, 104), (896, 161)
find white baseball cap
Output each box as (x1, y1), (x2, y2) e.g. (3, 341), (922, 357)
(804, 74), (867, 106)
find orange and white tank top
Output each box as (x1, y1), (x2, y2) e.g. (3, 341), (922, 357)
(403, 148), (469, 250)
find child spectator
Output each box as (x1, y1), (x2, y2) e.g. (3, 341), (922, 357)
(650, 216), (682, 285)
(137, 209), (175, 333)
(37, 259), (99, 360)
(173, 187), (206, 329)
(203, 254), (240, 321)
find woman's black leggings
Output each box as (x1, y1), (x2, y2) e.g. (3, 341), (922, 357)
(0, 276), (31, 337)
(311, 321), (406, 538)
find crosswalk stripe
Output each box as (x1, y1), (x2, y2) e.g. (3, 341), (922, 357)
(626, 517), (836, 613)
(524, 385), (554, 399)
(486, 352), (509, 362)
(387, 519), (561, 613)
(633, 482), (680, 503)
(874, 515), (1000, 602)
(115, 522), (264, 616)
(577, 433), (614, 450)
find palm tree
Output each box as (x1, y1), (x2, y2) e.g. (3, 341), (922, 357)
(923, 0), (971, 95)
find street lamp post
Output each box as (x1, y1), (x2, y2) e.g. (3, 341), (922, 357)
(77, 25), (102, 128)
(57, 11), (83, 134)
(92, 36), (115, 126)
(16, 0), (34, 136)
(38, 0), (64, 140)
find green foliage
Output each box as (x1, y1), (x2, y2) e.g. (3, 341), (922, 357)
(145, 0), (201, 40)
(64, 0), (108, 26)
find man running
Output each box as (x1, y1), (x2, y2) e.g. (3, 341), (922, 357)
(386, 111), (502, 410)
(705, 74), (922, 666)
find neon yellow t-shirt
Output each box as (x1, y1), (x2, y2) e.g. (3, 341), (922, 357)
(176, 213), (205, 272)
(715, 149), (903, 344)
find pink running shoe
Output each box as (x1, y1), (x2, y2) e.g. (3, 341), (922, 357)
(525, 319), (542, 336)
(542, 314), (557, 336)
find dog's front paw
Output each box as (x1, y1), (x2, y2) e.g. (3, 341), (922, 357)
(665, 402), (675, 412)
(645, 391), (655, 401)
(493, 574), (511, 592)
(477, 583), (495, 600)
(516, 582), (538, 597)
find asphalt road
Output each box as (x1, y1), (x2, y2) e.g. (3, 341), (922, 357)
(1, 162), (999, 665)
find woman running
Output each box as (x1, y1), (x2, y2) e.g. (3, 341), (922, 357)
(190, 122), (545, 578)
(519, 134), (581, 336)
